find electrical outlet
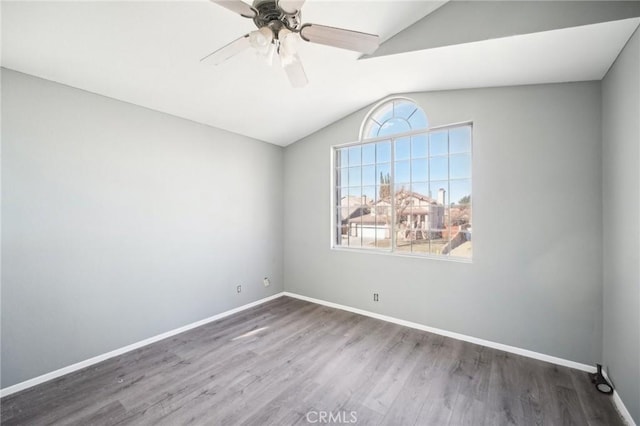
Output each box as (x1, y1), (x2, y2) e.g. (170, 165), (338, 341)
(237, 285), (242, 293)
(373, 293), (379, 302)
(263, 277), (270, 287)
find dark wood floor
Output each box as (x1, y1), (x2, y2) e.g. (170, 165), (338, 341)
(1, 296), (624, 425)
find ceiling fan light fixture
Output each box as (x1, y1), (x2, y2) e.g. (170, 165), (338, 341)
(277, 0), (305, 15)
(249, 26), (274, 49)
(263, 42), (276, 66)
(278, 28), (298, 59)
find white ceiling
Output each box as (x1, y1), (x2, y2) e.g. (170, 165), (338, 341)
(2, 1), (639, 146)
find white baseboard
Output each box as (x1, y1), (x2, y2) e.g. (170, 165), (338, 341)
(602, 369), (637, 426)
(612, 390), (637, 426)
(283, 291), (596, 374)
(0, 292), (285, 398)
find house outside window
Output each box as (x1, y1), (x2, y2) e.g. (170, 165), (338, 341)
(333, 98), (472, 260)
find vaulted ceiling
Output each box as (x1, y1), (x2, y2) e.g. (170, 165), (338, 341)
(2, 1), (639, 146)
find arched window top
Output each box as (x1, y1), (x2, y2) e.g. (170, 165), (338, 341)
(360, 97), (428, 140)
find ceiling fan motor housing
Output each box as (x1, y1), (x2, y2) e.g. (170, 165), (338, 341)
(252, 0), (301, 34)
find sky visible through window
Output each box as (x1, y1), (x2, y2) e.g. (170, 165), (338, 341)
(343, 127), (471, 205)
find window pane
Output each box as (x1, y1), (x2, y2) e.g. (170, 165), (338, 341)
(376, 141), (391, 163)
(362, 186), (376, 205)
(396, 243), (412, 253)
(450, 126), (471, 154)
(408, 109), (428, 129)
(375, 239), (391, 249)
(362, 165), (376, 186)
(376, 163), (391, 202)
(376, 102), (394, 124)
(430, 202), (448, 256)
(348, 167), (361, 186)
(429, 181), (448, 206)
(348, 146), (361, 166)
(362, 210), (378, 248)
(348, 186), (362, 198)
(346, 190), (364, 249)
(363, 121), (381, 139)
(337, 168), (348, 188)
(362, 143), (376, 165)
(377, 185), (390, 204)
(366, 99), (428, 138)
(450, 154), (471, 179)
(376, 163), (391, 192)
(395, 137), (411, 160)
(412, 182), (428, 197)
(379, 118), (411, 137)
(347, 219), (363, 248)
(395, 160), (411, 184)
(335, 148), (347, 168)
(407, 206), (427, 254)
(376, 163), (391, 180)
(408, 209), (423, 254)
(430, 157), (448, 181)
(395, 202), (412, 253)
(412, 159), (428, 182)
(450, 179), (471, 206)
(395, 186), (413, 213)
(395, 183), (410, 204)
(447, 206), (472, 259)
(450, 239), (472, 259)
(429, 234), (447, 256)
(338, 202), (348, 226)
(450, 202), (471, 227)
(374, 203), (391, 218)
(430, 131), (448, 156)
(394, 100), (417, 120)
(374, 206), (391, 248)
(411, 135), (428, 158)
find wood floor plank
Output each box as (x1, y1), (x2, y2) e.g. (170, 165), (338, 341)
(234, 314), (371, 425)
(378, 334), (450, 425)
(0, 297), (625, 426)
(414, 368), (465, 425)
(358, 328), (431, 415)
(485, 350), (531, 425)
(447, 344), (495, 425)
(569, 369), (623, 426)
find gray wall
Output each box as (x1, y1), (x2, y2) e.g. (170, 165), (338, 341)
(1, 69), (284, 388)
(602, 28), (640, 424)
(284, 82), (603, 366)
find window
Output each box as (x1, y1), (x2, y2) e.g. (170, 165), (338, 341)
(333, 98), (472, 260)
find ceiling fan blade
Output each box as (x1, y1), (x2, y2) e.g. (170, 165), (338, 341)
(210, 0), (257, 18)
(299, 24), (379, 54)
(277, 0), (305, 14)
(201, 34), (251, 65)
(282, 54), (308, 88)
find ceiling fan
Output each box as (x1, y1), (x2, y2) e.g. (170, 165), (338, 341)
(202, 0), (380, 87)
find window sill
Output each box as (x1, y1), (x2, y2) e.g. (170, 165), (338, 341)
(329, 246), (473, 264)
